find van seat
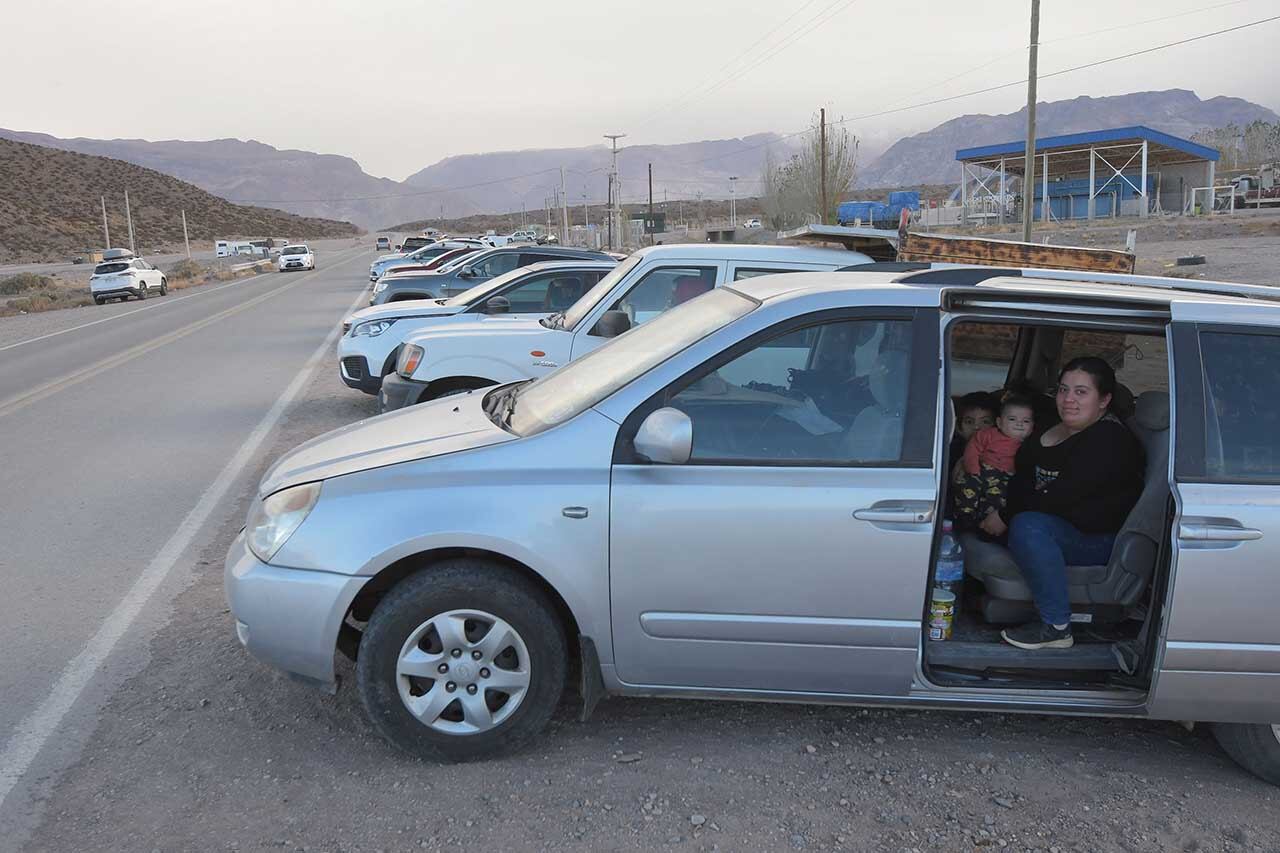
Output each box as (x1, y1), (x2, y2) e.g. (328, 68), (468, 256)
(962, 390), (1169, 621)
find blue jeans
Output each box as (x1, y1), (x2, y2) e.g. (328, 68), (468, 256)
(1007, 512), (1117, 626)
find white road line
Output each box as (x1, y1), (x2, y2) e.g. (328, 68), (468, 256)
(0, 250), (366, 420)
(0, 247), (366, 354)
(0, 280), (371, 813)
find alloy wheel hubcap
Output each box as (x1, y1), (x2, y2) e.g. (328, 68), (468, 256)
(395, 609), (531, 735)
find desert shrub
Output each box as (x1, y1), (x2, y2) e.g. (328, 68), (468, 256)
(165, 259), (205, 280)
(0, 272), (52, 295)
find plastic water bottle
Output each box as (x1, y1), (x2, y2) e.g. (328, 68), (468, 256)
(934, 520), (965, 606)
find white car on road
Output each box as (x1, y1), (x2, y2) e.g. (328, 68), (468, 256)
(278, 245), (315, 272)
(89, 252), (167, 304)
(378, 243), (870, 411)
(338, 260), (615, 394)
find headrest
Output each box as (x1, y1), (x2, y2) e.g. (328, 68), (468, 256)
(1109, 383), (1135, 420)
(672, 276), (712, 305)
(1134, 390), (1170, 431)
(871, 350), (910, 413)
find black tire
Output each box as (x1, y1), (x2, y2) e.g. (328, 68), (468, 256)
(1212, 723), (1280, 785)
(94, 297), (103, 305)
(356, 559), (567, 762)
(159, 278), (167, 296)
(135, 287), (146, 301)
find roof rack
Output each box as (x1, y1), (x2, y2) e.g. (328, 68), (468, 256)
(896, 265), (1280, 305)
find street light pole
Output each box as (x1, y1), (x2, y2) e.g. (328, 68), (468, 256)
(604, 134), (625, 249)
(729, 176), (738, 228)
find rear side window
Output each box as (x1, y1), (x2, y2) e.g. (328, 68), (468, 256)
(1197, 330), (1280, 479)
(732, 267), (803, 281)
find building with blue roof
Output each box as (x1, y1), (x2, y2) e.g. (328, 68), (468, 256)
(955, 126), (1219, 224)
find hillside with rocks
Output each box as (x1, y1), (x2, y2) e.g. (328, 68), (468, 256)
(0, 137), (359, 263)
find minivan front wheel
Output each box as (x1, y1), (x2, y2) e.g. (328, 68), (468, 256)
(1212, 722), (1280, 785)
(356, 560), (567, 762)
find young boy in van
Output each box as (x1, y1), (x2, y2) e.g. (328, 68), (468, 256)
(953, 394), (1035, 531)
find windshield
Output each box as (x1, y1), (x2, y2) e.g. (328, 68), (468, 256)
(442, 265), (540, 307)
(506, 287), (755, 436)
(282, 246), (308, 255)
(560, 254), (641, 330)
(93, 262), (130, 275)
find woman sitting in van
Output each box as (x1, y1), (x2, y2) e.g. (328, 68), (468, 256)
(978, 357), (1144, 650)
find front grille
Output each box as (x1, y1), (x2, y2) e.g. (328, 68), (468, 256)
(342, 357), (366, 381)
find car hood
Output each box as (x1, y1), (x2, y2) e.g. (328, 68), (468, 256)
(258, 392), (512, 497)
(373, 252), (407, 264)
(401, 316), (550, 347)
(345, 299), (459, 324)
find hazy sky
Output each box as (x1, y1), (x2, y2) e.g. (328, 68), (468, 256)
(5, 0), (1278, 180)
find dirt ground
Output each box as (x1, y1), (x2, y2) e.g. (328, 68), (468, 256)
(21, 362), (1280, 853)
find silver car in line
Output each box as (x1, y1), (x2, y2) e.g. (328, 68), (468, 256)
(226, 265), (1280, 780)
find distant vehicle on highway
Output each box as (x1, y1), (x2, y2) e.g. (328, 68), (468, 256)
(89, 249), (167, 304)
(277, 245), (315, 272)
(376, 237), (392, 251)
(742, 218), (763, 229)
(216, 240), (232, 258)
(72, 256), (85, 264)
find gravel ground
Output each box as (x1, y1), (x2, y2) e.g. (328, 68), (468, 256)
(21, 361), (1280, 853)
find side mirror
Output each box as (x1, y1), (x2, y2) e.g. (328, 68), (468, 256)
(483, 295), (510, 314)
(592, 309), (631, 338)
(634, 408), (692, 465)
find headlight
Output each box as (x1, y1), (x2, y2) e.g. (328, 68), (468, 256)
(352, 318), (396, 337)
(397, 343), (424, 377)
(246, 482), (322, 563)
(373, 279), (388, 293)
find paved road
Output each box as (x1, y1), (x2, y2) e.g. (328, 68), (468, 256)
(0, 244), (373, 844)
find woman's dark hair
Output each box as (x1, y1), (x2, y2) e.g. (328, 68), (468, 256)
(1058, 356), (1116, 397)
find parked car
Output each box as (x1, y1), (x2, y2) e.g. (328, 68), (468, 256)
(88, 250), (167, 303)
(511, 229), (539, 243)
(742, 218), (763, 228)
(371, 245), (613, 307)
(370, 247), (483, 290)
(396, 236), (435, 254)
(225, 264), (1280, 781)
(379, 243), (867, 411)
(376, 237), (392, 251)
(338, 260), (616, 394)
(278, 245), (315, 272)
(370, 239), (485, 283)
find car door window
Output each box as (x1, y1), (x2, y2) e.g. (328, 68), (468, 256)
(602, 265), (716, 333)
(665, 318), (915, 464)
(472, 253), (521, 278)
(1197, 330), (1280, 479)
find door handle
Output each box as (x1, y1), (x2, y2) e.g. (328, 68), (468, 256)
(1178, 522), (1262, 542)
(853, 505), (934, 524)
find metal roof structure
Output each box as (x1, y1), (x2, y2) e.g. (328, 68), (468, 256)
(956, 125), (1219, 172)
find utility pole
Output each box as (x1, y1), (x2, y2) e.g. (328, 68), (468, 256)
(100, 196), (111, 248)
(729, 176), (738, 228)
(820, 107), (829, 225)
(1021, 0), (1041, 242)
(582, 187), (589, 229)
(181, 209), (191, 259)
(697, 190), (704, 227)
(648, 163), (654, 246)
(604, 133), (625, 250)
(124, 189), (136, 255)
(560, 166), (570, 244)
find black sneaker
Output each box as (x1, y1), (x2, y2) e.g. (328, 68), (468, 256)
(1001, 622), (1074, 650)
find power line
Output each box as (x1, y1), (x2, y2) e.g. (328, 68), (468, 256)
(668, 12), (1280, 169)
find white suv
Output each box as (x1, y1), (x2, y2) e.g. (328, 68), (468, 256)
(378, 243), (870, 411)
(89, 253), (167, 304)
(338, 261), (616, 395)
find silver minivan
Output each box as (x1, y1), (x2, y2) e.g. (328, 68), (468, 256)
(225, 266), (1280, 781)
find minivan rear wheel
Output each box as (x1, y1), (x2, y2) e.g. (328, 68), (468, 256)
(1211, 723), (1280, 785)
(356, 559), (567, 762)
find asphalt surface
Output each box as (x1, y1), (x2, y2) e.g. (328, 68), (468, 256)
(0, 244), (373, 846)
(2, 241), (1280, 852)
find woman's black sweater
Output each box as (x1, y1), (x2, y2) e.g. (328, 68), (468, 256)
(1000, 414), (1144, 534)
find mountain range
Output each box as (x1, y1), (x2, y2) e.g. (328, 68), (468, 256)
(0, 137), (358, 262)
(3, 89), (1275, 230)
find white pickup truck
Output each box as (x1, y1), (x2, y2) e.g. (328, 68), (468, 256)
(337, 260), (616, 394)
(377, 243), (870, 412)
